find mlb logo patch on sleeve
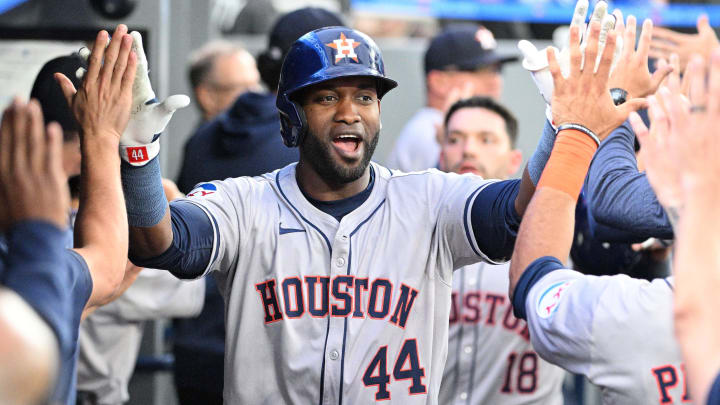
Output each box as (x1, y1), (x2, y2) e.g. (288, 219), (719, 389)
(536, 280), (575, 319)
(187, 183), (217, 198)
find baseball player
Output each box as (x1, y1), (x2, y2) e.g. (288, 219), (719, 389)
(3, 25), (140, 405)
(509, 16), (691, 405)
(0, 99), (71, 405)
(437, 96), (565, 404)
(628, 50), (720, 405)
(117, 17), (632, 404)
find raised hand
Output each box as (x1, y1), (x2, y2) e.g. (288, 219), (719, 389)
(0, 99), (69, 231)
(631, 50), (720, 209)
(651, 15), (719, 71)
(518, 0), (618, 106)
(609, 15), (673, 99)
(120, 31), (189, 166)
(55, 25), (137, 143)
(549, 21), (645, 140)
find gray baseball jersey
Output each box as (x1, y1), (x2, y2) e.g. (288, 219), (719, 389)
(440, 262), (565, 404)
(184, 162), (495, 404)
(77, 269), (204, 404)
(522, 268), (691, 404)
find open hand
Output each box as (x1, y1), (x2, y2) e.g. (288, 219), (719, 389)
(629, 51), (718, 209)
(609, 14), (673, 99)
(651, 15), (719, 71)
(549, 21), (645, 140)
(0, 99), (69, 231)
(55, 25), (137, 144)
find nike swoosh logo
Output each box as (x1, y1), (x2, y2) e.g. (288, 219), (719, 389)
(279, 224), (306, 235)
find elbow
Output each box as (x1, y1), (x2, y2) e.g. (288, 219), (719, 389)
(586, 194), (613, 227)
(91, 258), (131, 307)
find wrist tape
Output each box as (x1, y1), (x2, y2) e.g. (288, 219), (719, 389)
(121, 157), (167, 227)
(537, 128), (598, 199)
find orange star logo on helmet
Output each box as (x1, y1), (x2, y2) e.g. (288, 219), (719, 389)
(325, 32), (361, 63)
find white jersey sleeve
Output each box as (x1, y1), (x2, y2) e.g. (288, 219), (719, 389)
(433, 171), (499, 271)
(183, 177), (263, 277)
(113, 269), (205, 321)
(518, 258), (688, 404)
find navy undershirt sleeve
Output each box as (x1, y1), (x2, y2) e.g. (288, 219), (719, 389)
(585, 120), (673, 241)
(470, 179), (521, 262)
(1, 221), (75, 355)
(129, 200), (215, 279)
(708, 370), (720, 405)
(52, 249), (92, 405)
(512, 256), (565, 320)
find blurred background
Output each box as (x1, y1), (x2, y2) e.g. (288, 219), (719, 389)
(0, 0), (716, 404)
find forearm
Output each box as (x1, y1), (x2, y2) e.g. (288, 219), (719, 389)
(510, 189), (575, 297)
(129, 201), (214, 279)
(514, 167), (536, 217)
(123, 158), (174, 259)
(673, 191), (720, 405)
(82, 261), (142, 319)
(586, 122), (673, 240)
(74, 136), (128, 305)
(129, 210), (173, 259)
(514, 119), (557, 216)
(509, 129), (596, 298)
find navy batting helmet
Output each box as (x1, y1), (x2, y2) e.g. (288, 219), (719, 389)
(276, 26), (398, 147)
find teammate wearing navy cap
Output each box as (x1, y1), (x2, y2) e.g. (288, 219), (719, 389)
(387, 25), (518, 172)
(1, 25), (138, 405)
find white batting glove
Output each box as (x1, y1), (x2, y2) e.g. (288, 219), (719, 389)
(518, 0), (620, 121)
(76, 32), (190, 165)
(119, 31), (189, 166)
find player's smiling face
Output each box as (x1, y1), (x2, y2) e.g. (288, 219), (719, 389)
(297, 76), (381, 184)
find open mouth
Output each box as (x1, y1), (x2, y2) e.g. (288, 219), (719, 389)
(332, 134), (362, 157)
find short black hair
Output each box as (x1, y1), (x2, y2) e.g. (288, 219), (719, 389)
(30, 54), (86, 141)
(444, 96), (518, 147)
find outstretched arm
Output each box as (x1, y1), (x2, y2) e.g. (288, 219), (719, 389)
(631, 50), (720, 405)
(57, 25), (137, 308)
(585, 120), (673, 241)
(509, 20), (644, 297)
(0, 98), (76, 403)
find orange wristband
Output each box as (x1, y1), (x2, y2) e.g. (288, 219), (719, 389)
(537, 129), (598, 199)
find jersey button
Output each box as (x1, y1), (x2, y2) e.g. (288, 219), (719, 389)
(464, 345), (473, 354)
(460, 392), (468, 400)
(336, 257), (346, 267)
(329, 350), (339, 360)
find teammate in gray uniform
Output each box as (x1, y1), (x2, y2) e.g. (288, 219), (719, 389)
(509, 14), (691, 405)
(116, 20), (631, 404)
(629, 50), (720, 405)
(437, 97), (565, 404)
(77, 267), (205, 404)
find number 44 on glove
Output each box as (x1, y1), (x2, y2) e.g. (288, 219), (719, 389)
(78, 31), (190, 166)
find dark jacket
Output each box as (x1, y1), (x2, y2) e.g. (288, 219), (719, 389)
(176, 91), (298, 193)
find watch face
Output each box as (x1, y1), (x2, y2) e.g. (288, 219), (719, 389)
(610, 88), (628, 106)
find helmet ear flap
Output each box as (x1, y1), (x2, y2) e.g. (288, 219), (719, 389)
(292, 100), (308, 147)
(278, 99), (308, 147)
